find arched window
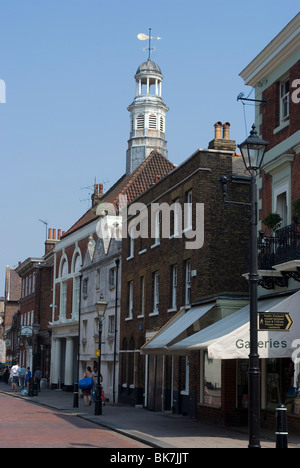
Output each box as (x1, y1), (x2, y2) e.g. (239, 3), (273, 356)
(61, 259), (68, 278)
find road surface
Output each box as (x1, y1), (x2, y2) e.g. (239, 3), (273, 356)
(0, 393), (148, 448)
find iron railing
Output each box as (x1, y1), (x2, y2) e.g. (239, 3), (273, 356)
(258, 223), (300, 270)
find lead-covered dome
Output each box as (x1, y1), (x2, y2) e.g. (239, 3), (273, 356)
(136, 59), (162, 76)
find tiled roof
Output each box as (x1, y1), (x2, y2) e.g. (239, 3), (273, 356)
(62, 151), (175, 238)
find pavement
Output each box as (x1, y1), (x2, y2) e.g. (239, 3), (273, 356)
(0, 381), (299, 449)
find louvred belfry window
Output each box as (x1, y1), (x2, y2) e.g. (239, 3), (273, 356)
(137, 114), (144, 129)
(149, 114), (157, 129)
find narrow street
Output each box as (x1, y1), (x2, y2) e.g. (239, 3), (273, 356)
(0, 393), (148, 449)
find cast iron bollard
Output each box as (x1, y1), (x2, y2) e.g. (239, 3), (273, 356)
(276, 404), (288, 448)
(28, 378), (38, 397)
(73, 382), (79, 408)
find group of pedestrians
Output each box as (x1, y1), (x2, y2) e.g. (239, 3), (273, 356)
(2, 363), (43, 391)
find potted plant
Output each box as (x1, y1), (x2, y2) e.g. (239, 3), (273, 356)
(263, 213), (282, 235)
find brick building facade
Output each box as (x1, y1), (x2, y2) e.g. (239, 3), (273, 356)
(239, 13), (300, 431)
(2, 267), (21, 365)
(16, 229), (60, 381)
(119, 124), (251, 424)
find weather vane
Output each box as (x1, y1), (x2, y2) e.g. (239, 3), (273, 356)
(137, 28), (161, 60)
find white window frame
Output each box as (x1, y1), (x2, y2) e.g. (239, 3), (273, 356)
(184, 190), (193, 231)
(138, 276), (145, 318)
(61, 281), (67, 318)
(273, 180), (290, 228)
(151, 272), (159, 315)
(171, 265), (178, 310)
(126, 281), (133, 320)
(280, 76), (289, 122)
(185, 260), (191, 306)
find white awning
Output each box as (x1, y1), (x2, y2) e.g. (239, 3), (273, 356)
(169, 292), (300, 359)
(142, 302), (216, 354)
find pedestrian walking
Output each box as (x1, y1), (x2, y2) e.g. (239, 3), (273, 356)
(34, 367), (42, 391)
(82, 366), (94, 407)
(11, 363), (20, 391)
(19, 366), (26, 388)
(25, 367), (31, 387)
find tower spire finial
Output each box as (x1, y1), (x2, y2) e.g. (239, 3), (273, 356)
(148, 28), (152, 60)
(137, 29), (162, 59)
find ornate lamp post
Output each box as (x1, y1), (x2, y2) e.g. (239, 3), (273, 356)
(220, 124), (268, 448)
(94, 295), (107, 416)
(239, 125), (269, 449)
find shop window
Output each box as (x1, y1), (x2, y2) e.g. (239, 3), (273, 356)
(266, 358), (294, 410)
(203, 352), (221, 407)
(237, 360), (249, 409)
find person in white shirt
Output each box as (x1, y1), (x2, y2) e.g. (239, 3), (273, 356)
(11, 363), (21, 391)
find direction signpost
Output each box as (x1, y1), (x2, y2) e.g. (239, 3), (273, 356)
(259, 313), (293, 331)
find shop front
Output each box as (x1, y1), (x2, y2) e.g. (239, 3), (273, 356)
(170, 291), (300, 430)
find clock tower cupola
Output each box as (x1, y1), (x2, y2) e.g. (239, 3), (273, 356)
(126, 55), (169, 175)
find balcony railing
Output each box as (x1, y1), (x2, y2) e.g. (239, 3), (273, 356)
(258, 223), (300, 270)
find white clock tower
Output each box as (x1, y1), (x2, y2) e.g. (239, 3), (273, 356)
(126, 57), (169, 174)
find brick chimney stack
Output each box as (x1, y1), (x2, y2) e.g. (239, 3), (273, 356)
(208, 121), (236, 152)
(92, 183), (104, 207)
(45, 228), (62, 255)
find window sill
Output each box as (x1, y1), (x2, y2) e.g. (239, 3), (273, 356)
(273, 119), (290, 134)
(149, 310), (159, 317)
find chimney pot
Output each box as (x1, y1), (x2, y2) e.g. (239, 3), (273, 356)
(214, 121), (222, 140)
(48, 228), (52, 240)
(222, 122), (230, 140)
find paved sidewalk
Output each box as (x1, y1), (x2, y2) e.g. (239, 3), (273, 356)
(0, 382), (299, 448)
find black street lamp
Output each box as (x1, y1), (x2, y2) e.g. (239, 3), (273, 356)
(238, 125), (268, 449)
(220, 124), (268, 449)
(94, 295), (107, 416)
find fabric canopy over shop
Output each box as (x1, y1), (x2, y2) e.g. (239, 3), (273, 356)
(142, 302), (216, 354)
(169, 291), (300, 359)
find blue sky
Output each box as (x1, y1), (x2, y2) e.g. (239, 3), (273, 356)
(0, 1), (299, 294)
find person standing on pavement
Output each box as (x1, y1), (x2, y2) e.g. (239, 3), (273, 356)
(25, 367), (31, 387)
(11, 363), (20, 391)
(19, 365), (26, 388)
(34, 367), (42, 391)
